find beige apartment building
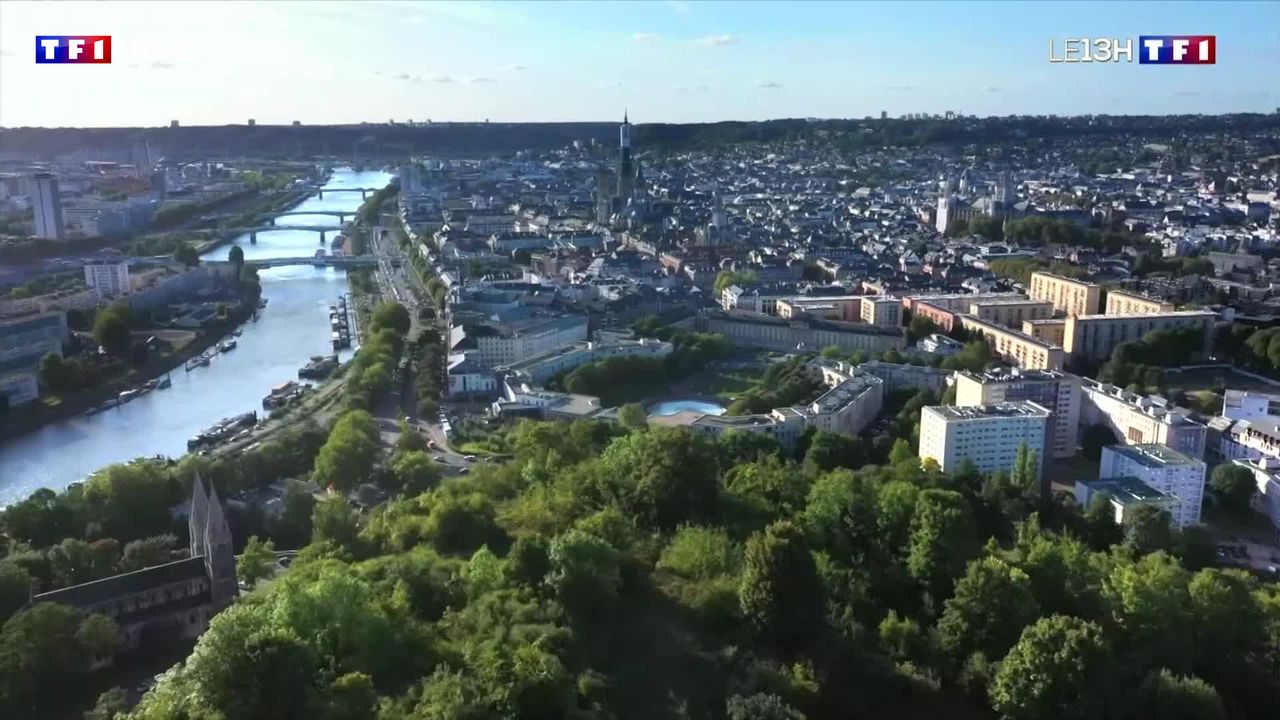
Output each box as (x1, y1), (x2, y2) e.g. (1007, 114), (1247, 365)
(968, 298), (1054, 329)
(860, 296), (902, 328)
(1104, 290), (1176, 316)
(1062, 310), (1216, 361)
(1029, 272), (1102, 317)
(954, 368), (1081, 459)
(1023, 318), (1067, 346)
(958, 314), (1065, 370)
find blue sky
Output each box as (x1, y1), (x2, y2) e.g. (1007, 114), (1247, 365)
(0, 0), (1276, 127)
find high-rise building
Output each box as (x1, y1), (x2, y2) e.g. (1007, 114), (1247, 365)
(1099, 443), (1206, 527)
(32, 173), (65, 240)
(84, 261), (131, 300)
(918, 401), (1050, 482)
(954, 368), (1081, 462)
(617, 111), (634, 201)
(1028, 271), (1101, 317)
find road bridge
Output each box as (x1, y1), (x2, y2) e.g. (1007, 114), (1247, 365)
(217, 224), (345, 243)
(247, 255), (379, 269)
(297, 186), (384, 200)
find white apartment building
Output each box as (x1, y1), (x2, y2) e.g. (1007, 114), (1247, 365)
(1230, 456), (1280, 532)
(84, 262), (131, 300)
(459, 314), (589, 368)
(33, 173), (65, 240)
(918, 401), (1050, 482)
(1221, 389), (1280, 422)
(954, 368), (1081, 459)
(1099, 443), (1206, 527)
(1080, 379), (1207, 459)
(1074, 476), (1179, 526)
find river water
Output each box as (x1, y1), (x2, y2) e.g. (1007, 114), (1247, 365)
(0, 169), (392, 505)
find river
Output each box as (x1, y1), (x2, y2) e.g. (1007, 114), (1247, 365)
(0, 168), (392, 505)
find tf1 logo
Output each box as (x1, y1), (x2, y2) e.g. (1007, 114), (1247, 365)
(1048, 35), (1216, 64)
(35, 35), (112, 64)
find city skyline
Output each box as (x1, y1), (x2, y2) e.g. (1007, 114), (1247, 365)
(0, 0), (1278, 127)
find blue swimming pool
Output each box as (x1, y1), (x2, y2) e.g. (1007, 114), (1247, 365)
(649, 399), (727, 417)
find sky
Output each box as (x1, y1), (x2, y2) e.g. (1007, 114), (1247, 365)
(0, 0), (1277, 128)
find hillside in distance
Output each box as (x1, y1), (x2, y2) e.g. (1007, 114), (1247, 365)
(2, 112), (1279, 161)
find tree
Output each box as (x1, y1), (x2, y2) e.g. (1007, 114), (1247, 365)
(598, 427), (720, 529)
(739, 520), (824, 655)
(802, 430), (866, 475)
(938, 557), (1041, 663)
(1209, 464), (1255, 516)
(238, 536), (276, 588)
(617, 403), (648, 429)
(1102, 552), (1193, 673)
(1133, 670), (1226, 720)
(1122, 504), (1174, 556)
(0, 560), (32, 621)
(907, 489), (979, 601)
(228, 244), (245, 276)
(119, 534), (177, 572)
(726, 693), (806, 720)
(92, 312), (130, 356)
(371, 302), (411, 335)
(85, 686), (130, 720)
(389, 450), (441, 496)
(0, 604), (118, 714)
(174, 242), (201, 268)
(1186, 568), (1262, 679)
(311, 495), (361, 549)
(990, 615), (1114, 720)
(547, 529), (621, 616)
(1009, 442), (1039, 492)
(312, 410), (379, 492)
(38, 352), (71, 391)
(888, 438), (914, 466)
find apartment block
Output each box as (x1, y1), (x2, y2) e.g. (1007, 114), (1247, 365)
(860, 296), (902, 328)
(954, 368), (1081, 459)
(1099, 443), (1206, 527)
(777, 296), (864, 322)
(1029, 272), (1101, 317)
(913, 300), (958, 332)
(919, 401), (1050, 483)
(968, 298), (1054, 329)
(1105, 290), (1176, 316)
(900, 291), (1026, 314)
(1062, 311), (1215, 362)
(1080, 378), (1207, 458)
(1074, 476), (1180, 526)
(84, 261), (131, 300)
(1022, 318), (1067, 347)
(957, 314), (1065, 370)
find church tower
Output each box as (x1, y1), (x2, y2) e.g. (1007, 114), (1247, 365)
(203, 482), (238, 610)
(188, 475), (238, 611)
(935, 176), (954, 234)
(594, 166), (612, 225)
(617, 111), (635, 201)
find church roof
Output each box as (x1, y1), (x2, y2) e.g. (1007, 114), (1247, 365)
(33, 556), (206, 610)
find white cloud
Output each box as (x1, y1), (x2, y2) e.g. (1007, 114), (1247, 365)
(395, 73), (412, 81)
(695, 34), (738, 47)
(426, 74), (453, 83)
(633, 32), (662, 45)
(668, 0), (691, 15)
(594, 80), (622, 89)
(502, 64), (527, 72)
(883, 85), (917, 91)
(464, 76), (495, 84)
(757, 80), (782, 89)
(150, 61), (176, 69)
(983, 85), (1001, 93)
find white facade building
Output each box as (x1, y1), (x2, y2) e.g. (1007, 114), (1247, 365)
(1099, 443), (1206, 528)
(84, 262), (131, 300)
(919, 401), (1050, 480)
(33, 173), (65, 240)
(955, 368), (1081, 460)
(1080, 379), (1207, 459)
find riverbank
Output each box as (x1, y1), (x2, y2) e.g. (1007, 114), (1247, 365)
(190, 188), (318, 255)
(0, 301), (258, 443)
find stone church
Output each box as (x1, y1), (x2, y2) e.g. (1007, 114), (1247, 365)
(30, 476), (238, 656)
